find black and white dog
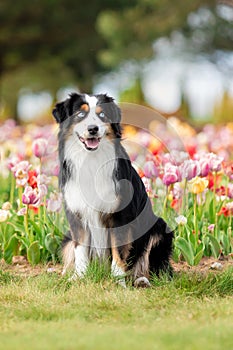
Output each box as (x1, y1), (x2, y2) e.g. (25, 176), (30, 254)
(53, 93), (173, 287)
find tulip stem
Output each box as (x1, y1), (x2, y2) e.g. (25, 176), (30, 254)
(24, 206), (30, 238)
(182, 178), (187, 215)
(213, 171), (217, 221)
(193, 194), (198, 246)
(10, 172), (15, 206)
(163, 186), (169, 219)
(18, 186), (23, 208)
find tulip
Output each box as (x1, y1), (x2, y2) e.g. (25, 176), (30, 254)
(47, 192), (63, 213)
(227, 183), (233, 199)
(175, 215), (187, 226)
(37, 173), (51, 185)
(180, 160), (200, 181)
(7, 155), (22, 171)
(17, 207), (27, 216)
(32, 138), (48, 158)
(223, 162), (233, 181)
(2, 202), (12, 210)
(28, 170), (38, 188)
(206, 153), (224, 172)
(22, 184), (47, 207)
(143, 161), (159, 179)
(188, 176), (209, 194)
(208, 224), (215, 232)
(198, 159), (210, 177)
(163, 163), (181, 186)
(0, 209), (10, 222)
(169, 150), (189, 166)
(11, 161), (31, 187)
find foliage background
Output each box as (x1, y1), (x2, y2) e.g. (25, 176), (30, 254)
(0, 0), (232, 121)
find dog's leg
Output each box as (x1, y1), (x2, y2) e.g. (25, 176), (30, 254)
(131, 237), (154, 288)
(111, 247), (127, 288)
(70, 244), (89, 280)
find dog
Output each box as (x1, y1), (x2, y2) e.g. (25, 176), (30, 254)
(53, 93), (173, 287)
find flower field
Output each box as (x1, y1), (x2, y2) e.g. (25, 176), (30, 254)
(0, 117), (233, 267)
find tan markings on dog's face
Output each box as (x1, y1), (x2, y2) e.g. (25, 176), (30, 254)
(80, 104), (89, 112)
(95, 106), (102, 115)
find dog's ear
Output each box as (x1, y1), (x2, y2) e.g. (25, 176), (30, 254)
(52, 93), (84, 123)
(111, 122), (122, 138)
(52, 100), (69, 124)
(108, 100), (122, 138)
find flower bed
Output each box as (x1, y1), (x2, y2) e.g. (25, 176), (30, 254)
(0, 118), (232, 266)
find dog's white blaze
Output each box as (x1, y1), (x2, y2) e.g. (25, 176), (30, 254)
(64, 135), (119, 256)
(73, 114), (106, 140)
(85, 94), (98, 109)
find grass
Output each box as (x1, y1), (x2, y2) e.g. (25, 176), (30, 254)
(0, 266), (232, 350)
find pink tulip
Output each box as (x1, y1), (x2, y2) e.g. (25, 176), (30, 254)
(163, 163), (181, 186)
(32, 138), (48, 158)
(206, 153), (224, 172)
(198, 159), (210, 177)
(12, 161), (30, 175)
(22, 186), (39, 205)
(180, 160), (200, 181)
(169, 150), (189, 166)
(47, 192), (63, 212)
(143, 161), (159, 179)
(37, 174), (51, 186)
(208, 224), (215, 232)
(7, 155), (22, 171)
(11, 161), (31, 187)
(22, 185), (47, 207)
(17, 207), (27, 216)
(227, 183), (233, 199)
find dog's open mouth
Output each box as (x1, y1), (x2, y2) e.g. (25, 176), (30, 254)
(79, 136), (101, 151)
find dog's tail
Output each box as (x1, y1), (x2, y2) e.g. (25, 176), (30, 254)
(61, 231), (75, 275)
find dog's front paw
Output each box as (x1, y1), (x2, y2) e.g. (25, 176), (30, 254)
(67, 272), (79, 282)
(134, 277), (151, 288)
(115, 278), (127, 288)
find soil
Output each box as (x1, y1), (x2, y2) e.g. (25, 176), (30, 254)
(1, 255), (233, 278)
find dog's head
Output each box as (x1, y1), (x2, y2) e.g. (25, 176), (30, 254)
(53, 93), (122, 152)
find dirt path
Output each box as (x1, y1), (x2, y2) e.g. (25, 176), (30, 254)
(1, 255), (232, 278)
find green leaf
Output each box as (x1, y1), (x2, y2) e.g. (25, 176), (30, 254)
(172, 246), (180, 263)
(45, 233), (59, 255)
(7, 221), (24, 233)
(27, 219), (43, 235)
(194, 243), (204, 265)
(205, 234), (221, 258)
(3, 234), (19, 263)
(208, 199), (215, 223)
(175, 237), (194, 266)
(27, 241), (41, 265)
(220, 231), (230, 255)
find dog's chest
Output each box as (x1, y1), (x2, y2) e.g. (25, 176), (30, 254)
(64, 142), (118, 257)
(64, 141), (119, 216)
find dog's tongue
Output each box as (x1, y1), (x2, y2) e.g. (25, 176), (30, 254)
(85, 138), (99, 149)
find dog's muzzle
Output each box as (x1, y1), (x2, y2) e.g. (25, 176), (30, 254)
(77, 124), (102, 151)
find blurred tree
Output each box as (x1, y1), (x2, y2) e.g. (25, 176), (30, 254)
(0, 0), (135, 118)
(119, 78), (146, 105)
(0, 0), (232, 119)
(97, 0), (232, 68)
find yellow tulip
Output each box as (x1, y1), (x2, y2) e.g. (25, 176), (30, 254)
(188, 176), (209, 194)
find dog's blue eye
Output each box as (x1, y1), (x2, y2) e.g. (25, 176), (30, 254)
(77, 111), (86, 118)
(99, 112), (105, 118)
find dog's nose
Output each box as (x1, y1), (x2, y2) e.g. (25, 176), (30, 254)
(87, 125), (99, 136)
